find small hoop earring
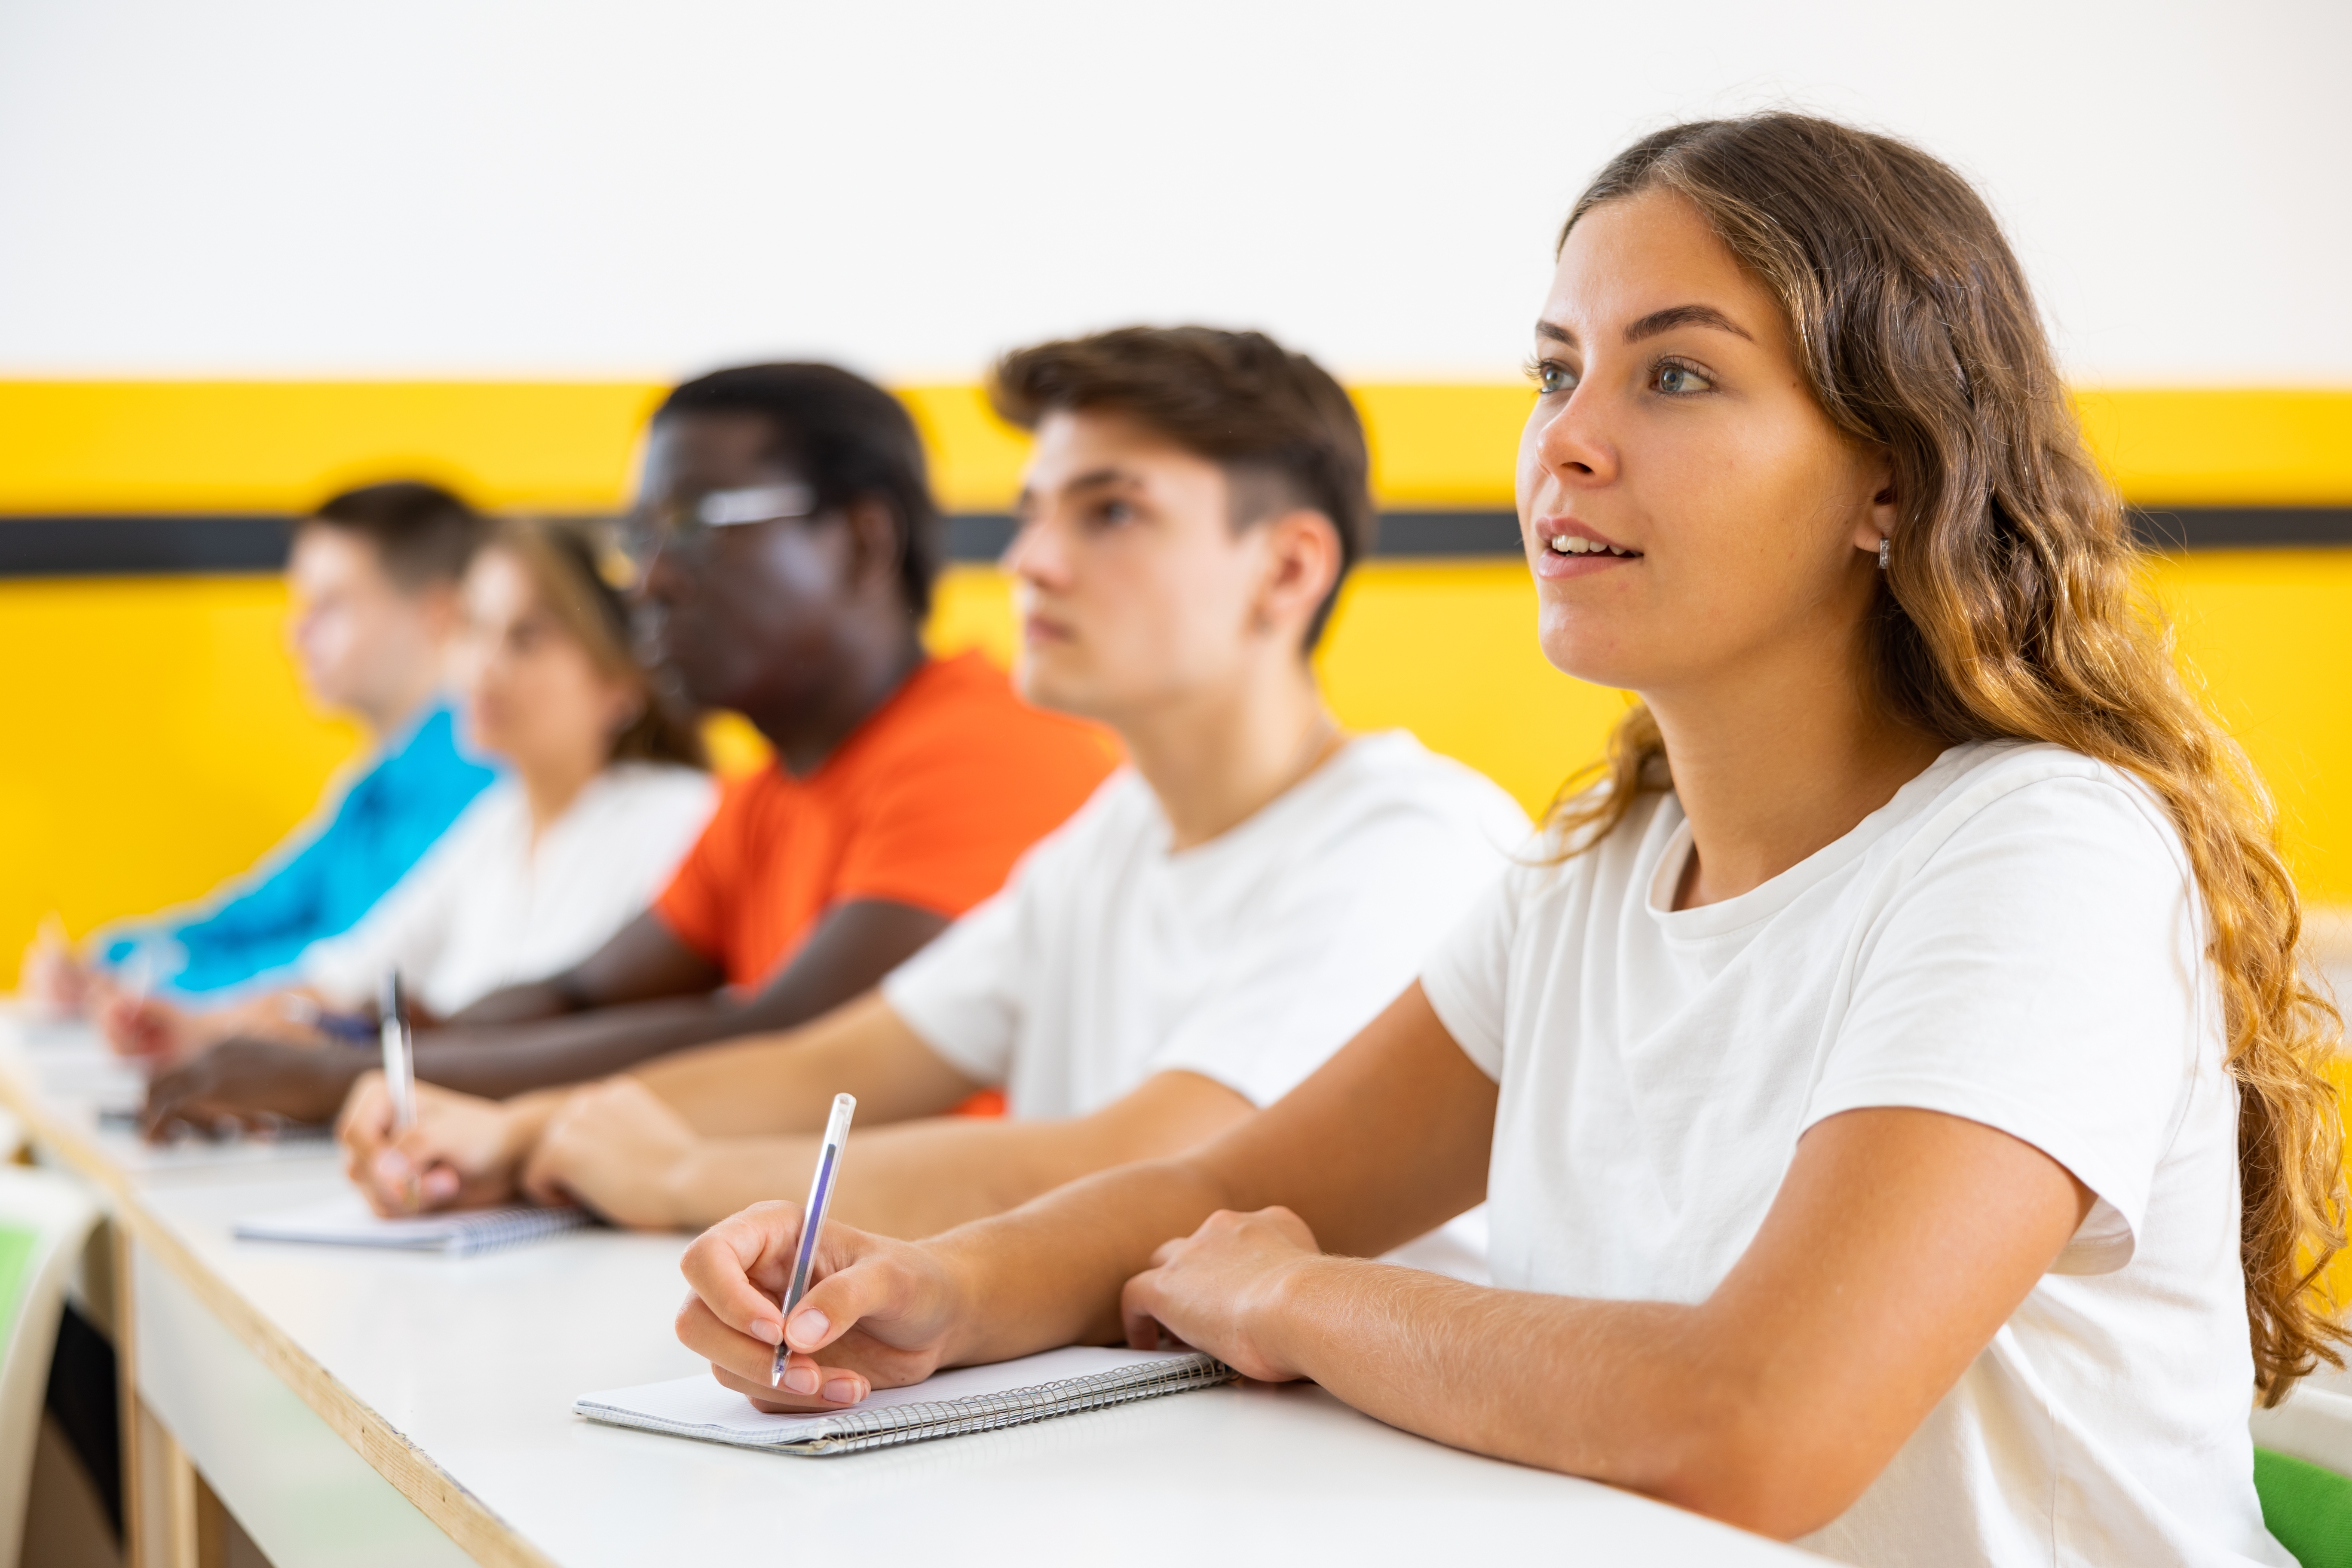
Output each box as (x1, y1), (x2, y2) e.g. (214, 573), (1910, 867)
(1877, 537), (1890, 571)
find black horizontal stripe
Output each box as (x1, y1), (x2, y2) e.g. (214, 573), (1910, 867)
(0, 515), (295, 576)
(3, 507), (2348, 576)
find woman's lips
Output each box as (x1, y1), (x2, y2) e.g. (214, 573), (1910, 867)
(1531, 521), (1642, 580)
(1023, 613), (1075, 645)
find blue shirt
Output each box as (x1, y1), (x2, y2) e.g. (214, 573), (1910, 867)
(106, 702), (499, 996)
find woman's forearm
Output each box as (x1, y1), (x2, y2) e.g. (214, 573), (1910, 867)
(926, 1158), (1240, 1367)
(1265, 1258), (1713, 1492)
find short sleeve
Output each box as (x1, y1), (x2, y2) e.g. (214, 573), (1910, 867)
(1152, 824), (1512, 1107)
(651, 781), (747, 964)
(1419, 866), (1528, 1082)
(1808, 773), (2206, 1272)
(880, 888), (1027, 1084)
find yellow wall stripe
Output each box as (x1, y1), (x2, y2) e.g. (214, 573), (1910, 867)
(2073, 390), (2352, 506)
(2, 382), (2346, 515)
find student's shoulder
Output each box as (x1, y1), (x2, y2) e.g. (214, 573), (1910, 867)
(867, 652), (1118, 773)
(438, 775), (528, 840)
(998, 766), (1157, 873)
(1320, 731), (1533, 847)
(1900, 740), (2190, 879)
(392, 701), (500, 785)
(591, 762), (720, 818)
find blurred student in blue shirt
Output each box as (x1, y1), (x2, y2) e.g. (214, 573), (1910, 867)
(24, 481), (498, 1005)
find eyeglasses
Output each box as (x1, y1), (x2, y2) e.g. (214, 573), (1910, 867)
(618, 482), (819, 568)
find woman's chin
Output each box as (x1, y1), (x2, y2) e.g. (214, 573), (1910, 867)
(1534, 626), (1641, 693)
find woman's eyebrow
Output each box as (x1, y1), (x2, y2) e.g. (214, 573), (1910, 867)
(1534, 320), (1576, 347)
(1624, 304), (1754, 343)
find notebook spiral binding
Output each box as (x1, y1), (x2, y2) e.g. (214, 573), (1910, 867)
(441, 1205), (592, 1256)
(785, 1354), (1236, 1454)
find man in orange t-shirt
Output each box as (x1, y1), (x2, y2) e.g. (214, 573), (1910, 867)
(144, 364), (1112, 1130)
(656, 647), (1108, 990)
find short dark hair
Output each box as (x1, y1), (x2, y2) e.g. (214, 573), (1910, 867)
(655, 364), (943, 619)
(988, 326), (1373, 648)
(302, 481), (486, 591)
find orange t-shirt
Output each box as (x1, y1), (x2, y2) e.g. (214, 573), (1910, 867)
(654, 651), (1118, 988)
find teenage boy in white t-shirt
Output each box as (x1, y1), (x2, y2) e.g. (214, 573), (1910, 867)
(340, 327), (1527, 1262)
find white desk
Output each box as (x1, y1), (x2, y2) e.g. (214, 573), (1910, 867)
(1, 1018), (1813, 1567)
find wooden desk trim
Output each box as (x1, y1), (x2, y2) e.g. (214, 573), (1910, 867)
(0, 1061), (554, 1568)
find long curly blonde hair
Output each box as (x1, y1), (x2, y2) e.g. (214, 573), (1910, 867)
(1546, 113), (2345, 1404)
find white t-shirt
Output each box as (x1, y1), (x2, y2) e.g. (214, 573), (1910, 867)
(884, 732), (1529, 1275)
(1420, 741), (2284, 1568)
(302, 763), (717, 1018)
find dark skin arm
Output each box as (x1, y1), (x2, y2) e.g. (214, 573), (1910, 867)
(138, 898), (947, 1136)
(439, 910), (724, 1024)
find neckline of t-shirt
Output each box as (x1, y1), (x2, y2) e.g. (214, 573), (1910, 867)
(1642, 742), (1993, 940)
(1148, 730), (1413, 870)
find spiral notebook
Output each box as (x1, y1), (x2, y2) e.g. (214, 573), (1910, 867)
(574, 1345), (1235, 1456)
(234, 1192), (591, 1256)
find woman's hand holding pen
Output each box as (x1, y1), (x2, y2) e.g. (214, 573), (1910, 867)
(337, 1074), (552, 1216)
(676, 1204), (965, 1414)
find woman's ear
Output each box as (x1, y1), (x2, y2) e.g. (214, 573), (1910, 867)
(1852, 451), (1899, 555)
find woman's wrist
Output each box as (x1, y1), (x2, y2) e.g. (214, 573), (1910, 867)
(919, 1232), (993, 1367)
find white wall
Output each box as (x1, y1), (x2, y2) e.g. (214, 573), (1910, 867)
(0, 0), (2345, 385)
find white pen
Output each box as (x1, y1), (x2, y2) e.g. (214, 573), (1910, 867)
(378, 971), (418, 1207)
(378, 970), (417, 1133)
(773, 1092), (856, 1387)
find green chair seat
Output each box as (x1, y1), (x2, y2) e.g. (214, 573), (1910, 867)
(0, 1226), (36, 1352)
(2258, 1446), (2352, 1568)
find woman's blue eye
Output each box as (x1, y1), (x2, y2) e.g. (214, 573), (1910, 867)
(1528, 359), (1577, 395)
(1655, 362), (1711, 395)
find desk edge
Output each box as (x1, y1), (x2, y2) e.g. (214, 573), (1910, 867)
(0, 1057), (559, 1568)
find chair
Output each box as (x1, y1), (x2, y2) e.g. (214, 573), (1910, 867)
(0, 1166), (103, 1568)
(2253, 1374), (2352, 1568)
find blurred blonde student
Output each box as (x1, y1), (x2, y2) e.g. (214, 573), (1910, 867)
(113, 518), (716, 1075)
(23, 482), (496, 1006)
(668, 117), (2342, 1568)
(343, 328), (1525, 1270)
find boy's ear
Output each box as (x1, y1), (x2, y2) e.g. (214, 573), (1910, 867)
(1253, 508), (1343, 643)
